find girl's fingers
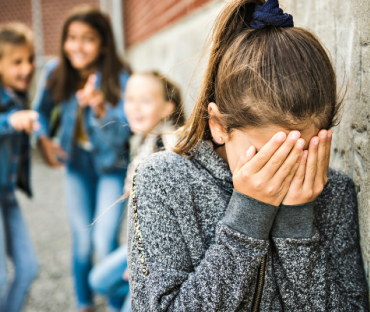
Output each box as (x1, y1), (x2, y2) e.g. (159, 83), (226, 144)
(304, 136), (319, 189)
(260, 131), (301, 178)
(88, 92), (104, 108)
(247, 131), (287, 174)
(234, 145), (256, 174)
(325, 129), (332, 176)
(282, 153), (302, 187)
(32, 120), (41, 132)
(54, 145), (68, 161)
(270, 136), (305, 183)
(84, 74), (97, 94)
(290, 150), (308, 187)
(315, 130), (327, 182)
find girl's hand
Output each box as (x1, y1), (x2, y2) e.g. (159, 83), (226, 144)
(123, 268), (129, 281)
(282, 129), (332, 205)
(9, 110), (40, 134)
(76, 74), (106, 119)
(38, 136), (67, 168)
(233, 131), (305, 206)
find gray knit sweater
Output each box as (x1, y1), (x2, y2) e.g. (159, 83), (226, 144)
(128, 140), (369, 311)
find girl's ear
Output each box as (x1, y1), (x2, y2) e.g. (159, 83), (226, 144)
(208, 102), (227, 143)
(162, 101), (175, 119)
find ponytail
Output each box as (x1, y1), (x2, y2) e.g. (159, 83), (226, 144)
(173, 0), (264, 155)
(174, 0), (341, 155)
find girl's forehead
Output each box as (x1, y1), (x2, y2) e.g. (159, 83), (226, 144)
(128, 75), (163, 91)
(1, 43), (33, 60)
(67, 21), (99, 36)
(240, 125), (319, 150)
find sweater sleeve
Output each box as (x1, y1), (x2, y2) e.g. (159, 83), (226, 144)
(270, 175), (369, 311)
(128, 160), (279, 312)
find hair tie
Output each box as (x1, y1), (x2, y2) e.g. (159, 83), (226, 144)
(251, 0), (294, 30)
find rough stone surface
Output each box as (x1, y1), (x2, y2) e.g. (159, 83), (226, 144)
(126, 0), (370, 288)
(287, 0), (370, 288)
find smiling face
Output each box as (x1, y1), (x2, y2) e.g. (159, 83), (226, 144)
(63, 21), (102, 71)
(0, 43), (35, 92)
(124, 74), (175, 134)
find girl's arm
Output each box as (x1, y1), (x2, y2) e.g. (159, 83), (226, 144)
(0, 110), (39, 135)
(270, 173), (368, 311)
(0, 109), (20, 135)
(128, 155), (279, 312)
(85, 72), (131, 149)
(32, 59), (59, 138)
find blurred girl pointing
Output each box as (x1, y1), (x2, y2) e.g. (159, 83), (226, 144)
(33, 5), (131, 312)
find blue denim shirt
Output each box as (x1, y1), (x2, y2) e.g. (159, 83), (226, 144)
(33, 59), (131, 174)
(0, 84), (32, 203)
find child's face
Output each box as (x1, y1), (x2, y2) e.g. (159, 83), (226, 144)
(0, 43), (35, 92)
(224, 126), (319, 173)
(208, 103), (320, 173)
(64, 21), (102, 71)
(124, 75), (175, 134)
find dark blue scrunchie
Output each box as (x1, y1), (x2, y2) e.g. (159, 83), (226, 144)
(251, 0), (294, 30)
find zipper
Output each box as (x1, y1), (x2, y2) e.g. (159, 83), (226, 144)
(252, 255), (267, 312)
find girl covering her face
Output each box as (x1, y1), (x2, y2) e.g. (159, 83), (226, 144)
(33, 5), (132, 312)
(127, 0), (368, 311)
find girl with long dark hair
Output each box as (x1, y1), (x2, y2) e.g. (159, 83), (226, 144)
(33, 5), (131, 311)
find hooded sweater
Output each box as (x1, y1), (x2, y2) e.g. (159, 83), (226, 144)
(127, 140), (368, 311)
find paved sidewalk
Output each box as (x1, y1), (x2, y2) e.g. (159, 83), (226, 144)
(18, 150), (121, 312)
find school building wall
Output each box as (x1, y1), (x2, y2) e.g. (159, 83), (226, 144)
(125, 0), (370, 289)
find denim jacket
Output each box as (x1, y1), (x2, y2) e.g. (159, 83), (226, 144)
(0, 84), (32, 204)
(33, 58), (131, 174)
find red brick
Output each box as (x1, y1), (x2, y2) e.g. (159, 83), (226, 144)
(124, 0), (213, 48)
(0, 0), (33, 28)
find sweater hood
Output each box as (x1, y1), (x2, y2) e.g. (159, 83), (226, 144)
(191, 140), (233, 194)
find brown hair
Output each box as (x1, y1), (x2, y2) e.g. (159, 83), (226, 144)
(138, 71), (185, 127)
(174, 0), (342, 155)
(0, 23), (33, 59)
(49, 5), (131, 105)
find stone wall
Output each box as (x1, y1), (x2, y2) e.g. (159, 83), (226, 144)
(126, 0), (370, 287)
(288, 0), (370, 287)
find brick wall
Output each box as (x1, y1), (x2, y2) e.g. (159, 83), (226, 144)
(0, 0), (33, 28)
(41, 0), (99, 56)
(124, 0), (213, 48)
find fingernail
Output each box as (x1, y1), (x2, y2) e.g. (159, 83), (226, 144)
(297, 138), (305, 148)
(291, 131), (300, 140)
(304, 151), (308, 158)
(321, 132), (327, 139)
(299, 151), (303, 157)
(246, 146), (254, 157)
(276, 132), (286, 142)
(313, 137), (319, 145)
(328, 131), (332, 138)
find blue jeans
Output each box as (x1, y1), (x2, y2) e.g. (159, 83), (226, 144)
(0, 201), (39, 312)
(64, 145), (127, 309)
(89, 245), (130, 312)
